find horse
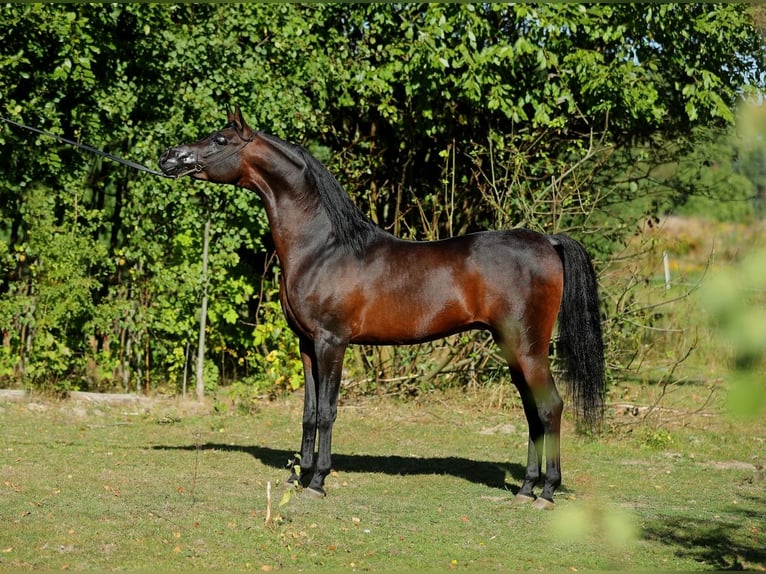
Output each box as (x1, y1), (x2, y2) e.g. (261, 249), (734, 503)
(159, 107), (605, 510)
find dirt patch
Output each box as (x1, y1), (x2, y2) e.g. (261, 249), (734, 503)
(0, 389), (27, 402)
(702, 461), (759, 471)
(0, 388), (216, 419)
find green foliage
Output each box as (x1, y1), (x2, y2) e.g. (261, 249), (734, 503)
(0, 4), (763, 395)
(641, 428), (674, 450)
(247, 295), (303, 394)
(550, 501), (639, 551)
(699, 246), (766, 419)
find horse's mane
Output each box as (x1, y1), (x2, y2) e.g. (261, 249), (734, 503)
(296, 145), (380, 257)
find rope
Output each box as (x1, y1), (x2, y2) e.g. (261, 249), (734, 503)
(1, 116), (174, 179)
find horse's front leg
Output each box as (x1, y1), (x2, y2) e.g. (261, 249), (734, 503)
(304, 333), (347, 498)
(289, 338), (318, 486)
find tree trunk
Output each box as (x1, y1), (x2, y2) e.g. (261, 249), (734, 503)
(195, 216), (211, 402)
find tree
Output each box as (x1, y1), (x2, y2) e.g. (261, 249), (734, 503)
(312, 4), (763, 239)
(0, 4), (763, 395)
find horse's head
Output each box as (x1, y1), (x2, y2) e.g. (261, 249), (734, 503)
(159, 106), (255, 182)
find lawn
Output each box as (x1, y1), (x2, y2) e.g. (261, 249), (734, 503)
(1, 386), (764, 571)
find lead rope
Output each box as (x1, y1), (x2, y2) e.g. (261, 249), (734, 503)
(1, 116), (175, 179)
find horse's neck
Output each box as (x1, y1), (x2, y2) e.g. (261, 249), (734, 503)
(258, 186), (335, 269)
(242, 136), (353, 269)
(238, 140), (326, 262)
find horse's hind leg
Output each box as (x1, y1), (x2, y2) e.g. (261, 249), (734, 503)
(510, 354), (563, 509)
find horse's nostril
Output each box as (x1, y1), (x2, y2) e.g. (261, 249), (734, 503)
(160, 147), (190, 166)
(159, 146), (199, 177)
(160, 147), (175, 160)
(159, 147), (185, 174)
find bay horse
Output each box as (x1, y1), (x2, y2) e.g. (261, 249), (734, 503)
(159, 107), (605, 509)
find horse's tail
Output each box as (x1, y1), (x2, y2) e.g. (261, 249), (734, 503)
(549, 234), (606, 432)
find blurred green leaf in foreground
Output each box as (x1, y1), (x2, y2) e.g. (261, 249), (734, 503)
(699, 245), (766, 419)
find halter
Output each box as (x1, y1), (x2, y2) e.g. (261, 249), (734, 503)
(174, 125), (255, 178)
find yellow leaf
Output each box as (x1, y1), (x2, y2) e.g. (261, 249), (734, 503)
(278, 488), (293, 508)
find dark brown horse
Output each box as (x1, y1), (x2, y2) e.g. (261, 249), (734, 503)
(159, 107), (605, 509)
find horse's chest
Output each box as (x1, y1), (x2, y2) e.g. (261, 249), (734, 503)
(277, 273), (320, 338)
(278, 273), (350, 338)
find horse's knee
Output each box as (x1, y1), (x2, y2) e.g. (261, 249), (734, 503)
(302, 402), (317, 423)
(317, 405), (337, 429)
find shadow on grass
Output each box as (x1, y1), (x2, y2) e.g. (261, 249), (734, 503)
(154, 443), (528, 492)
(641, 493), (766, 570)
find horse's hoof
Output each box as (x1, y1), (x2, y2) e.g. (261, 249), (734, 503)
(531, 497), (555, 511)
(512, 493), (536, 505)
(301, 487), (326, 500)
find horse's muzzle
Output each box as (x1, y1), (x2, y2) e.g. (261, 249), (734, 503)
(159, 146), (198, 177)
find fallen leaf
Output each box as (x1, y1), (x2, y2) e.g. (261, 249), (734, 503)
(104, 485), (121, 497)
(4, 481), (20, 492)
(278, 488), (293, 508)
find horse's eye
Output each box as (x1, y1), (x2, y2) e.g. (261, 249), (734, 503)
(213, 135), (227, 146)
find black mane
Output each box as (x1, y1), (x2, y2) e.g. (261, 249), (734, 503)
(297, 146), (380, 257)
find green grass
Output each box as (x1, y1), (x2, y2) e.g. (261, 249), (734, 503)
(1, 388), (764, 571)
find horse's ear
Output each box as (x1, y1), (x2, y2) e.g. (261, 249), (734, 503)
(226, 104), (236, 123)
(234, 106), (253, 139)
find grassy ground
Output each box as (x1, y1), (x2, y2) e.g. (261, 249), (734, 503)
(1, 386), (764, 571)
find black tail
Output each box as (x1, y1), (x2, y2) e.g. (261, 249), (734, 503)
(549, 234), (605, 432)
